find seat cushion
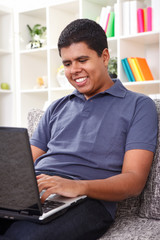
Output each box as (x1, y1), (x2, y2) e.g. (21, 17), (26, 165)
(99, 215), (160, 240)
(138, 99), (160, 220)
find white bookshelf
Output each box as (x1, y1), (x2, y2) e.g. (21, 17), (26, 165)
(12, 0), (160, 127)
(0, 5), (14, 126)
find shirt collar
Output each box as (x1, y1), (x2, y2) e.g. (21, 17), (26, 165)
(103, 79), (127, 98)
(69, 79), (127, 100)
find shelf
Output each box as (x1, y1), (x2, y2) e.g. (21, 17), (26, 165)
(120, 31), (159, 44)
(123, 80), (160, 95)
(21, 88), (48, 93)
(0, 6), (12, 15)
(0, 49), (12, 55)
(123, 80), (160, 86)
(20, 47), (47, 54)
(19, 7), (46, 19)
(12, 0), (160, 127)
(86, 0), (116, 5)
(0, 90), (13, 93)
(51, 87), (74, 91)
(50, 45), (58, 50)
(53, 0), (79, 13)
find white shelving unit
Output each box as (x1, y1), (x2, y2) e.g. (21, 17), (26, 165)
(12, 0), (160, 127)
(0, 5), (14, 126)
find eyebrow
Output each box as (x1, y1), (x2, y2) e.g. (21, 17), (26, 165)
(62, 56), (90, 64)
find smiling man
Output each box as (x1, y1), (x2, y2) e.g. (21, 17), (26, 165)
(61, 42), (113, 99)
(1, 19), (158, 240)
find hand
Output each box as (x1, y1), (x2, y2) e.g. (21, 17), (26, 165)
(37, 174), (85, 203)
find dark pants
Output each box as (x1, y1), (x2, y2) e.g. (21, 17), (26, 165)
(0, 198), (113, 240)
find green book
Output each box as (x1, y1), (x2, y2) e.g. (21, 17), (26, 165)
(106, 12), (115, 37)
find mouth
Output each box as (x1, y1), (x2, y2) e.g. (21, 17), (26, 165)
(74, 77), (88, 86)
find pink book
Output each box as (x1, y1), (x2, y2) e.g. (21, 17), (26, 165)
(137, 8), (144, 33)
(105, 13), (110, 33)
(147, 7), (152, 31)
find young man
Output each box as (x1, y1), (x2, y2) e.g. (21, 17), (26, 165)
(1, 19), (158, 240)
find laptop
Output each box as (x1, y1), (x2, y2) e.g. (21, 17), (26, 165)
(0, 127), (86, 223)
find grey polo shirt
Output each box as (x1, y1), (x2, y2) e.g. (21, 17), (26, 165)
(31, 79), (158, 219)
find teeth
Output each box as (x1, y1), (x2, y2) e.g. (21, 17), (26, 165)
(75, 77), (87, 83)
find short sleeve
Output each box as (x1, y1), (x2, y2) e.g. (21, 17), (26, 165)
(30, 107), (52, 152)
(125, 97), (158, 153)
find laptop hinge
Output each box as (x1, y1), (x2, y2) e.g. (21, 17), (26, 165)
(20, 210), (29, 215)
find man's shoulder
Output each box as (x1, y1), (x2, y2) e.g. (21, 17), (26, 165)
(126, 88), (155, 105)
(47, 94), (72, 112)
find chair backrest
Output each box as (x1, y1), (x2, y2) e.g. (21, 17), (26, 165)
(27, 108), (44, 138)
(138, 99), (160, 220)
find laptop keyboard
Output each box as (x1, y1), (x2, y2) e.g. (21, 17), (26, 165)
(42, 200), (65, 213)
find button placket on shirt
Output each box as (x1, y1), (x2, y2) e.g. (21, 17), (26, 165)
(81, 99), (93, 118)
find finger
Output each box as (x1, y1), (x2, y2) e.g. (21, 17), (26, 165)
(36, 174), (48, 179)
(40, 188), (56, 203)
(38, 178), (57, 193)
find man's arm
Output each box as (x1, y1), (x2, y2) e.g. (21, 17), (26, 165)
(37, 149), (153, 203)
(31, 145), (46, 162)
(81, 149), (153, 201)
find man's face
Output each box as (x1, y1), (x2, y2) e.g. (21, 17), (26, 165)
(61, 42), (111, 99)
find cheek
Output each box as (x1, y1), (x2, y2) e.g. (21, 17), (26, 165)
(64, 69), (70, 79)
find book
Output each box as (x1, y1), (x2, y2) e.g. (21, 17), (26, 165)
(137, 8), (144, 33)
(130, 1), (144, 35)
(134, 57), (154, 80)
(143, 8), (147, 32)
(152, 0), (160, 31)
(147, 7), (152, 31)
(106, 12), (115, 37)
(121, 58), (135, 82)
(99, 6), (111, 31)
(105, 6), (112, 31)
(104, 12), (110, 33)
(99, 7), (107, 29)
(127, 57), (143, 81)
(122, 1), (130, 35)
(114, 3), (118, 37)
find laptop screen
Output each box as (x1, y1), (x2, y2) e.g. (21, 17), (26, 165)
(0, 127), (42, 216)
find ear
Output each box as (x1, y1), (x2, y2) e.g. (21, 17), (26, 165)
(102, 48), (110, 66)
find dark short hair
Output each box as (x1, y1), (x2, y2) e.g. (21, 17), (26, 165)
(58, 18), (108, 57)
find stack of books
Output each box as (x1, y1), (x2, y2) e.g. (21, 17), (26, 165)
(122, 1), (153, 35)
(98, 5), (116, 37)
(137, 7), (152, 32)
(121, 57), (154, 82)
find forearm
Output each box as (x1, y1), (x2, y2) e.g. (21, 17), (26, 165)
(79, 172), (145, 202)
(31, 145), (46, 162)
(80, 150), (153, 202)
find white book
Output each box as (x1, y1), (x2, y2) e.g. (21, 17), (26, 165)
(114, 3), (118, 36)
(99, 7), (107, 29)
(122, 1), (130, 36)
(99, 6), (111, 30)
(152, 0), (160, 31)
(130, 1), (144, 35)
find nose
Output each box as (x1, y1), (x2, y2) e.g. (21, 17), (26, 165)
(70, 62), (81, 74)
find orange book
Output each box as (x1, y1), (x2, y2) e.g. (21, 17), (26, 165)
(134, 57), (154, 80)
(143, 8), (147, 32)
(127, 58), (143, 81)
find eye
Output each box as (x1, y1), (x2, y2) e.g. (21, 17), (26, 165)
(79, 58), (88, 63)
(63, 62), (71, 67)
